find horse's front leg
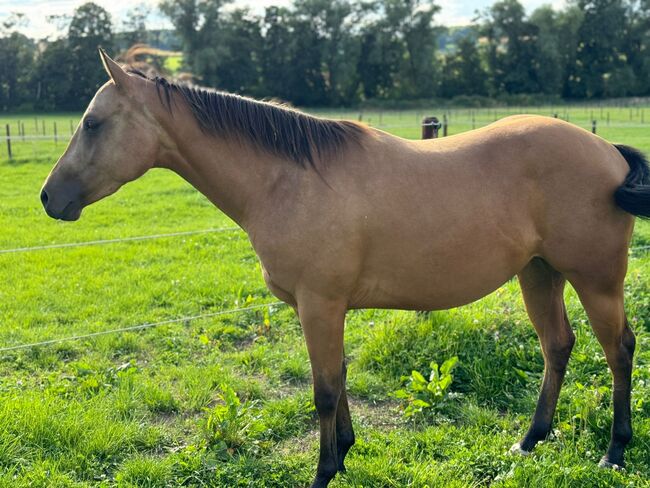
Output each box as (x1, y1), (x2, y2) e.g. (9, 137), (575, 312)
(297, 294), (347, 488)
(335, 359), (355, 472)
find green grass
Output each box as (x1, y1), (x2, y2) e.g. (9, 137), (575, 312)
(0, 106), (649, 486)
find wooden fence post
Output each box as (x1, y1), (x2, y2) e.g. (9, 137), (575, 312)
(421, 116), (441, 139)
(5, 124), (12, 160)
(54, 122), (58, 145)
(443, 114), (448, 137)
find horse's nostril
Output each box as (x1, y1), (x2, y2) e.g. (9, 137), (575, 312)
(40, 189), (49, 207)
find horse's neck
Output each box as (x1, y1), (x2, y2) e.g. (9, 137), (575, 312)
(155, 110), (290, 230)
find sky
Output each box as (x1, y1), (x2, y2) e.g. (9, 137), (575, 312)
(0, 0), (567, 40)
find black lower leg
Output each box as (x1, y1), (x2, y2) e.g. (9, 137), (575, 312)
(519, 357), (571, 451)
(335, 361), (355, 472)
(311, 382), (341, 488)
(519, 326), (574, 452)
(602, 325), (635, 467)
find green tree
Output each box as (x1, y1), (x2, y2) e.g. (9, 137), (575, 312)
(357, 18), (401, 99)
(67, 2), (114, 105)
(283, 12), (328, 105)
(567, 0), (630, 98)
(33, 40), (75, 110)
(0, 32), (36, 111)
(290, 0), (363, 105)
(480, 0), (540, 95)
(529, 6), (564, 95)
(159, 0), (231, 86)
(122, 4), (151, 46)
(624, 0), (650, 95)
(213, 9), (262, 94)
(441, 35), (487, 97)
(377, 0), (441, 99)
(259, 6), (295, 101)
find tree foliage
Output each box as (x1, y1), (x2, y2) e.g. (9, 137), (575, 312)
(157, 0), (650, 104)
(3, 0), (650, 111)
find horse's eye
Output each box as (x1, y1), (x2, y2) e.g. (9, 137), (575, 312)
(83, 118), (99, 131)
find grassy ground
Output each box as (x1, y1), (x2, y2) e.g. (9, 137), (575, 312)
(0, 107), (649, 487)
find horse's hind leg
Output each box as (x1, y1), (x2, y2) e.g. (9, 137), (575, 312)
(568, 272), (635, 468)
(513, 258), (575, 454)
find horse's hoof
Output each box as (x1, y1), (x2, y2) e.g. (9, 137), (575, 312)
(598, 457), (623, 470)
(509, 442), (531, 456)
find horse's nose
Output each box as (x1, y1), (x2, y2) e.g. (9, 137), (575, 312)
(40, 189), (49, 208)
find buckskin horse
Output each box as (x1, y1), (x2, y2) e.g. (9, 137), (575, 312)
(41, 50), (649, 487)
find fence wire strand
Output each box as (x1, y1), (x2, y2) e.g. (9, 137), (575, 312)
(0, 302), (284, 353)
(0, 227), (242, 254)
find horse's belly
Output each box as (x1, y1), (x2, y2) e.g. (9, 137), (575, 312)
(349, 241), (531, 310)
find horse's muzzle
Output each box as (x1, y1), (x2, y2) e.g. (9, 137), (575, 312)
(40, 183), (83, 221)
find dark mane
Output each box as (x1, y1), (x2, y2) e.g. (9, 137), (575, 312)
(127, 69), (366, 168)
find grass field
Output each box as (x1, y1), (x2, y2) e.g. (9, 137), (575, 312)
(0, 107), (649, 487)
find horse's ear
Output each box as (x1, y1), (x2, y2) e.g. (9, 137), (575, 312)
(99, 48), (131, 90)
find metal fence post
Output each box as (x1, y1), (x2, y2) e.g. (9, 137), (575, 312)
(592, 120), (597, 134)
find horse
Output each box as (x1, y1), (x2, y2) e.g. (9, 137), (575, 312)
(41, 50), (649, 487)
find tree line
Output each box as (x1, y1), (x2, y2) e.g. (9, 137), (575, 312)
(1, 0), (650, 111)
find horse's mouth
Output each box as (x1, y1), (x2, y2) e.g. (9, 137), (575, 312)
(59, 201), (83, 221)
(45, 200), (83, 221)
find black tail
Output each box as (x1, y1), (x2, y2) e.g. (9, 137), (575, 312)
(614, 144), (650, 219)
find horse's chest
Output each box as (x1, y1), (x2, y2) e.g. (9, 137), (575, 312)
(261, 266), (297, 307)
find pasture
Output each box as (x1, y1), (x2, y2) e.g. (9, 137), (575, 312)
(0, 107), (649, 487)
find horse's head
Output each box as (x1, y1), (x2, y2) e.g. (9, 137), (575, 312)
(41, 50), (161, 221)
